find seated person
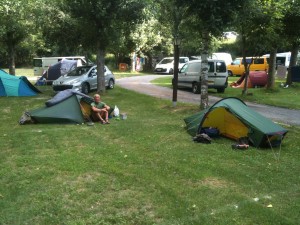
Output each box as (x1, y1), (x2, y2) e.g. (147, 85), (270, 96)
(90, 94), (110, 124)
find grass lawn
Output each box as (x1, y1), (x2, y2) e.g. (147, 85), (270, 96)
(152, 76), (300, 110)
(0, 85), (299, 224)
(3, 68), (150, 80)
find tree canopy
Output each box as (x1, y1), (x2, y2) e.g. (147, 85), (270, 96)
(0, 0), (299, 91)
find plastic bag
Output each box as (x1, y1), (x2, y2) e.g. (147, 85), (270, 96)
(114, 105), (120, 117)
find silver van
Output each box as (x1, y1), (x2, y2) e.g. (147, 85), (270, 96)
(177, 59), (228, 93)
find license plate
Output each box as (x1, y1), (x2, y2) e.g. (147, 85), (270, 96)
(208, 81), (214, 85)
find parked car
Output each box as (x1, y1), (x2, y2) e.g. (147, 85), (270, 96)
(177, 59), (228, 93)
(52, 65), (115, 94)
(227, 56), (269, 76)
(154, 57), (189, 74)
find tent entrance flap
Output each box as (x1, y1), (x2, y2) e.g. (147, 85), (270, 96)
(201, 107), (248, 140)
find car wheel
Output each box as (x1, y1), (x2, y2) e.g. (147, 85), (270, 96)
(169, 68), (174, 74)
(108, 79), (114, 89)
(217, 88), (225, 93)
(192, 82), (200, 94)
(228, 70), (233, 76)
(81, 83), (89, 94)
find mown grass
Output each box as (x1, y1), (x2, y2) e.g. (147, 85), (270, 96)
(3, 68), (151, 80)
(152, 76), (300, 109)
(0, 85), (299, 224)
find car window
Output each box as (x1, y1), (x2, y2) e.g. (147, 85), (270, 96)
(160, 58), (173, 64)
(179, 58), (188, 63)
(208, 62), (214, 72)
(233, 59), (241, 65)
(242, 58), (253, 64)
(180, 64), (188, 73)
(67, 66), (92, 76)
(90, 68), (97, 76)
(187, 62), (201, 73)
(216, 62), (226, 72)
(253, 58), (264, 64)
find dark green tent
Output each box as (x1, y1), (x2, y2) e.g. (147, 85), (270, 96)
(184, 97), (288, 148)
(27, 90), (91, 124)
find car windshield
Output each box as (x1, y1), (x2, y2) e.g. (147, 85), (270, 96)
(179, 58), (188, 63)
(160, 59), (173, 64)
(66, 66), (92, 76)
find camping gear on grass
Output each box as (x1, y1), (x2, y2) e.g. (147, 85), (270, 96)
(184, 97), (288, 148)
(0, 69), (41, 96)
(193, 133), (212, 144)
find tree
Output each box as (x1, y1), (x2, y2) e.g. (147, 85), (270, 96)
(231, 0), (276, 95)
(0, 0), (32, 74)
(32, 0), (87, 57)
(283, 0), (300, 86)
(180, 0), (241, 109)
(63, 0), (146, 93)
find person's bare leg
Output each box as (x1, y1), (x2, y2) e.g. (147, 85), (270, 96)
(94, 112), (105, 123)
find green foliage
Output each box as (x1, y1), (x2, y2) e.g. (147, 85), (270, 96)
(0, 0), (33, 69)
(283, 0), (300, 44)
(180, 0), (242, 37)
(63, 0), (146, 51)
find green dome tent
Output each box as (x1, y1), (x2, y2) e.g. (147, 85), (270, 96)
(184, 97), (288, 148)
(23, 90), (92, 124)
(0, 69), (41, 96)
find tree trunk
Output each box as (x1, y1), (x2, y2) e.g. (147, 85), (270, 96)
(172, 42), (180, 107)
(241, 34), (249, 96)
(200, 30), (209, 110)
(96, 44), (106, 93)
(286, 43), (299, 85)
(266, 48), (277, 89)
(145, 54), (153, 72)
(131, 52), (136, 72)
(8, 42), (16, 75)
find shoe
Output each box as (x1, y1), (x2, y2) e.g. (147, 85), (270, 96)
(106, 120), (110, 124)
(232, 144), (248, 150)
(100, 120), (107, 124)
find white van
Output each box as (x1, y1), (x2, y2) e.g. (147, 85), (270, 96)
(33, 56), (89, 76)
(211, 52), (233, 66)
(177, 59), (228, 93)
(154, 57), (189, 74)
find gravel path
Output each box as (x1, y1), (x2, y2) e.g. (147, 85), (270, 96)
(117, 75), (300, 126)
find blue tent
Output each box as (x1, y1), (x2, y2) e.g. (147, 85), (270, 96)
(0, 69), (41, 96)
